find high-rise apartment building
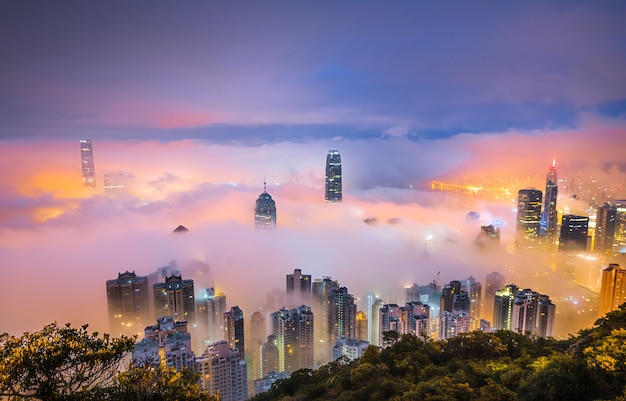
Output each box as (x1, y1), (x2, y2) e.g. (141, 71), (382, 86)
(540, 159), (558, 239)
(325, 148), (342, 202)
(260, 335), (280, 378)
(493, 286), (555, 338)
(153, 274), (196, 325)
(328, 286), (357, 349)
(255, 181), (277, 229)
(595, 201), (626, 255)
(80, 139), (96, 188)
(286, 268), (312, 307)
(598, 263), (626, 317)
(511, 289), (556, 338)
(439, 280), (471, 340)
(197, 287), (227, 345)
(484, 272), (505, 326)
(271, 306), (314, 374)
(493, 284), (519, 330)
(356, 310), (368, 342)
(559, 215), (589, 252)
(379, 302), (430, 343)
(516, 189), (543, 247)
(462, 276), (482, 331)
(196, 340), (248, 401)
(312, 277), (338, 362)
(132, 317), (195, 370)
(249, 311), (266, 381)
(224, 306), (244, 360)
(106, 271), (151, 337)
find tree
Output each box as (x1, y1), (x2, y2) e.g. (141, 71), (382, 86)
(111, 364), (216, 401)
(0, 322), (135, 401)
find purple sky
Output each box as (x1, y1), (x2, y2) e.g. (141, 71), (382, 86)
(1, 2), (626, 338)
(1, 1), (625, 142)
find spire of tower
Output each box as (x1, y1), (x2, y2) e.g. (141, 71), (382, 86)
(552, 157), (556, 168)
(263, 175), (267, 192)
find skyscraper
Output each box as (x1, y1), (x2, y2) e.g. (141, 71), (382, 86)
(511, 289), (556, 338)
(196, 340), (247, 401)
(516, 189), (543, 247)
(286, 268), (312, 307)
(439, 280), (471, 340)
(484, 272), (505, 326)
(224, 306), (244, 360)
(106, 271), (151, 337)
(540, 159), (558, 239)
(462, 276), (482, 331)
(132, 317), (195, 370)
(80, 139), (96, 187)
(153, 274), (196, 325)
(249, 311), (266, 381)
(328, 286), (357, 348)
(594, 201), (626, 255)
(312, 277), (339, 362)
(559, 215), (589, 252)
(493, 284), (519, 330)
(255, 180), (277, 229)
(197, 287), (227, 345)
(271, 306), (314, 374)
(325, 148), (342, 202)
(598, 263), (626, 317)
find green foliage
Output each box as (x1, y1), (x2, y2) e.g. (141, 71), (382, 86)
(0, 322), (135, 401)
(110, 364), (216, 401)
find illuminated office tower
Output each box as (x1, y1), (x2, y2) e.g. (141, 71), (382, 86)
(540, 159), (558, 239)
(462, 276), (482, 331)
(153, 274), (196, 325)
(511, 289), (556, 338)
(286, 268), (312, 307)
(224, 306), (244, 359)
(80, 139), (96, 187)
(328, 287), (357, 349)
(559, 215), (590, 252)
(484, 272), (505, 326)
(255, 180), (277, 229)
(493, 284), (519, 330)
(106, 271), (151, 337)
(197, 287), (227, 345)
(271, 306), (314, 374)
(598, 264), (626, 317)
(196, 340), (247, 401)
(325, 148), (342, 202)
(516, 189), (543, 247)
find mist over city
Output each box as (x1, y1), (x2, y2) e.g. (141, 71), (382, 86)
(2, 2), (626, 400)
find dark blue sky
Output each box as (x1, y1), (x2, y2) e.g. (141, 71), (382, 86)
(1, 1), (625, 143)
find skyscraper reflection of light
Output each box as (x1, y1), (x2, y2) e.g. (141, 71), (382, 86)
(598, 263), (626, 317)
(540, 159), (558, 239)
(325, 148), (342, 202)
(516, 189), (543, 247)
(254, 180), (277, 229)
(80, 139), (96, 187)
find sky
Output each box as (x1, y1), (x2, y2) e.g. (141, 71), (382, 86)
(1, 2), (626, 339)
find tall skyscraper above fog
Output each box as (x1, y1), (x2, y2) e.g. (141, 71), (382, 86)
(153, 274), (196, 325)
(325, 148), (342, 202)
(598, 263), (626, 317)
(559, 215), (589, 252)
(255, 180), (277, 229)
(516, 189), (543, 247)
(106, 271), (151, 337)
(540, 159), (558, 239)
(80, 139), (96, 187)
